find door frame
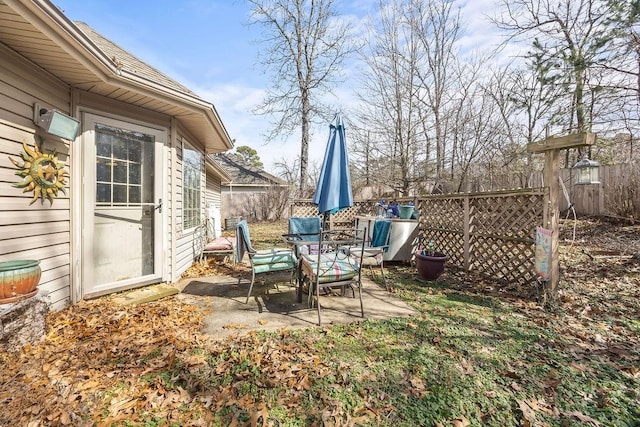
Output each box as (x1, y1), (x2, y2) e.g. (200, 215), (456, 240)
(77, 112), (168, 299)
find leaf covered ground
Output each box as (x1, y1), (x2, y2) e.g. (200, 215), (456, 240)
(0, 218), (638, 426)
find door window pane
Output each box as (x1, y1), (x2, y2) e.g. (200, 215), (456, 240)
(95, 123), (154, 206)
(129, 163), (141, 185)
(113, 162), (127, 183)
(129, 187), (141, 204)
(97, 183), (110, 203)
(96, 158), (111, 182)
(113, 184), (127, 204)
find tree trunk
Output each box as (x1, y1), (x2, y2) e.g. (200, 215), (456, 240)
(300, 92), (310, 193)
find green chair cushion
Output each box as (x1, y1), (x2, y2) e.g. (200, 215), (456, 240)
(251, 249), (296, 273)
(253, 262), (296, 274)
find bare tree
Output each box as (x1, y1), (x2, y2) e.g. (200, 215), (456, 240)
(409, 0), (462, 183)
(355, 0), (427, 196)
(479, 58), (566, 186)
(273, 156), (300, 185)
(248, 0), (356, 192)
(347, 125), (375, 187)
(493, 0), (639, 161)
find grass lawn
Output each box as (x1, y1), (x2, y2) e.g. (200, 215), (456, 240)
(0, 219), (638, 426)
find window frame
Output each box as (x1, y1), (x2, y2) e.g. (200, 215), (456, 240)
(182, 141), (203, 230)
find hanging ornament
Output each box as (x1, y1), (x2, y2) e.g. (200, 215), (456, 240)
(8, 136), (69, 206)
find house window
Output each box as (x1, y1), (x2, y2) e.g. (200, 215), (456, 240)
(183, 143), (202, 229)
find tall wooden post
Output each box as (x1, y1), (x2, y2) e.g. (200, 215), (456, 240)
(527, 133), (595, 306)
(545, 149), (560, 302)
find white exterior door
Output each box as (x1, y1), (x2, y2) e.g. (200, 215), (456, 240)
(81, 114), (165, 297)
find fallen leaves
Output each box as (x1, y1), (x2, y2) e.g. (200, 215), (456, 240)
(518, 397), (558, 426)
(561, 410), (602, 426)
(222, 323), (249, 329)
(0, 298), (211, 425)
(0, 218), (638, 425)
(436, 415), (470, 427)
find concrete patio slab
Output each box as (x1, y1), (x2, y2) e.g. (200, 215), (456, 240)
(174, 272), (418, 340)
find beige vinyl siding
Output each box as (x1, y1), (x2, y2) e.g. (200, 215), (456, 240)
(166, 119), (175, 283)
(205, 172), (222, 208)
(0, 43), (73, 310)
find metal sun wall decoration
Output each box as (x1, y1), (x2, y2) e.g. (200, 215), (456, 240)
(9, 137), (69, 206)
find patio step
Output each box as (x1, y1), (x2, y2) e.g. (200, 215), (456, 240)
(111, 283), (179, 306)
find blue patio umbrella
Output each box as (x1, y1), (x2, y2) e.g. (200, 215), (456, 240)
(313, 114), (353, 222)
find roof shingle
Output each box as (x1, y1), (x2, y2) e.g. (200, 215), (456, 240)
(215, 154), (287, 186)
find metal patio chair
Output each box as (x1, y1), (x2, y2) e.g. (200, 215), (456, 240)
(235, 220), (297, 303)
(300, 227), (366, 325)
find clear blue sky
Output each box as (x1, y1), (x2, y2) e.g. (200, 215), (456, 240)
(54, 0), (264, 88)
(52, 0), (504, 173)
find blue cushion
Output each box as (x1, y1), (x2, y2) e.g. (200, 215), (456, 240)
(288, 217), (321, 241)
(371, 219), (391, 248)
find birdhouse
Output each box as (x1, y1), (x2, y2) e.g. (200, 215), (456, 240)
(573, 155), (600, 184)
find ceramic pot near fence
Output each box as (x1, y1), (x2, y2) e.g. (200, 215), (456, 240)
(415, 251), (448, 281)
(0, 260), (41, 304)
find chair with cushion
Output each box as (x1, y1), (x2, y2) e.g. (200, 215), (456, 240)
(235, 220), (297, 303)
(287, 216), (321, 256)
(300, 227), (366, 325)
(193, 219), (235, 264)
(348, 218), (391, 289)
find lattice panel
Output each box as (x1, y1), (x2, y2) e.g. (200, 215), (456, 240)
(331, 201), (373, 228)
(290, 200), (320, 218)
(291, 188), (547, 297)
(289, 200), (373, 229)
(471, 193), (545, 240)
(417, 227), (465, 266)
(470, 237), (537, 288)
(416, 197), (466, 266)
(468, 191), (545, 289)
(417, 198), (465, 229)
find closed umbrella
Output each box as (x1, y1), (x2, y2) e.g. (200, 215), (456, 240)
(313, 114), (353, 228)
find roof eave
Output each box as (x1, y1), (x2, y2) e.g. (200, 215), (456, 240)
(6, 0), (233, 152)
(206, 157), (232, 182)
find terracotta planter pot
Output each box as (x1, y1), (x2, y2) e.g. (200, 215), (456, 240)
(415, 251), (448, 281)
(0, 260), (41, 304)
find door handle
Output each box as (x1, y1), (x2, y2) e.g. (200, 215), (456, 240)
(154, 198), (162, 213)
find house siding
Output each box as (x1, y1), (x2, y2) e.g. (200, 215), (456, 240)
(206, 173), (222, 209)
(0, 11), (229, 311)
(0, 49), (208, 310)
(0, 42), (73, 310)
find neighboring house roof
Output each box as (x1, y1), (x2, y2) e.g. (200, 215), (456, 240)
(0, 0), (233, 153)
(206, 156), (232, 182)
(214, 153), (288, 187)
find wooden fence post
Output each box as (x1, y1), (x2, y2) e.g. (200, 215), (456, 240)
(545, 149), (560, 305)
(463, 195), (470, 271)
(527, 132), (595, 307)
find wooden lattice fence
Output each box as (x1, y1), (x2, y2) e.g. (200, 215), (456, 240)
(291, 188), (548, 292)
(416, 189), (547, 289)
(290, 200), (374, 229)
